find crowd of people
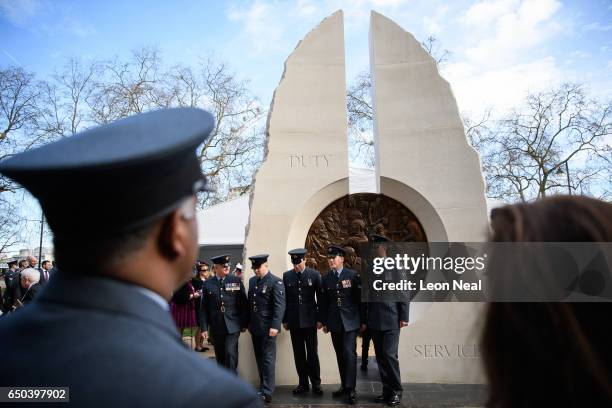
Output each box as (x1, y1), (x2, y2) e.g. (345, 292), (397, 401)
(0, 256), (55, 314)
(164, 240), (407, 405)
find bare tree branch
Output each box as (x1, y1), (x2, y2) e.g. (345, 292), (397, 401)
(471, 83), (611, 202)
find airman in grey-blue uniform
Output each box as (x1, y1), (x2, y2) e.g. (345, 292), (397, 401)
(248, 254), (286, 404)
(365, 234), (409, 407)
(200, 254), (248, 373)
(282, 248), (323, 396)
(319, 245), (363, 405)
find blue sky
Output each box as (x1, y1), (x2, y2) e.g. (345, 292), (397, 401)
(1, 0), (611, 117)
(1, 0), (611, 251)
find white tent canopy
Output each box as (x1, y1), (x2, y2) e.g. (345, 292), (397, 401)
(197, 195), (250, 245)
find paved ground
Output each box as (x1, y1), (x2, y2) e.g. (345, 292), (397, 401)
(269, 366), (487, 408)
(270, 383), (487, 407)
(185, 336), (487, 408)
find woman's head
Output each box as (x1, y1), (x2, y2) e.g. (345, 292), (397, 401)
(483, 195), (612, 408)
(489, 195), (612, 242)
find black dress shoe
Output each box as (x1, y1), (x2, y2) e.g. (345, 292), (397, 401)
(347, 390), (357, 405)
(292, 385), (309, 395)
(332, 387), (346, 397)
(374, 394), (389, 403)
(260, 393), (272, 403)
(312, 385), (323, 396)
(387, 394), (401, 407)
(360, 363), (368, 371)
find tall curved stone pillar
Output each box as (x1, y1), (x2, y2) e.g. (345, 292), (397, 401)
(239, 11), (350, 385)
(370, 11), (488, 383)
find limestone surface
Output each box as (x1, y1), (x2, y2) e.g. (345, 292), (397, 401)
(240, 10), (350, 385)
(370, 10), (488, 383)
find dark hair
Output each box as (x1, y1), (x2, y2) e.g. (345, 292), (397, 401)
(41, 260), (51, 267)
(483, 196), (612, 407)
(53, 221), (156, 275)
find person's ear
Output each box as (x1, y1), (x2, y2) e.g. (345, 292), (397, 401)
(157, 210), (189, 260)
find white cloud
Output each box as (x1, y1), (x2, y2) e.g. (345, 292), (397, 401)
(422, 5), (449, 35)
(223, 0), (599, 119)
(0, 0), (42, 26)
(0, 0), (94, 37)
(370, 0), (408, 7)
(464, 0), (562, 67)
(584, 22), (612, 32)
(462, 0), (519, 27)
(225, 0), (376, 56)
(439, 0), (570, 115)
(443, 57), (564, 115)
(227, 1), (287, 54)
(296, 0), (317, 17)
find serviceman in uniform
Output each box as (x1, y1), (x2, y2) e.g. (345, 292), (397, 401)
(1, 260), (19, 314)
(282, 248), (323, 396)
(0, 108), (259, 407)
(365, 234), (409, 407)
(200, 254), (248, 373)
(248, 254), (286, 403)
(319, 245), (363, 405)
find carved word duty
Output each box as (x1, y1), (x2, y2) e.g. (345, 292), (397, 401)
(289, 154), (330, 168)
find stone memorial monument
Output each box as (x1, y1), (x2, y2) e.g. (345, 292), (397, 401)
(238, 10), (488, 385)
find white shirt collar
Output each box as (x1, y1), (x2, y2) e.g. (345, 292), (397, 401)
(132, 285), (169, 311)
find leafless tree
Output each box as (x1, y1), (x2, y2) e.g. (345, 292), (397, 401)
(0, 199), (24, 254)
(420, 35), (451, 66)
(52, 58), (98, 136)
(88, 48), (162, 123)
(3, 48), (265, 208)
(194, 58), (265, 206)
(471, 83), (611, 202)
(346, 71), (375, 167)
(0, 49), (266, 252)
(87, 50), (266, 206)
(24, 58), (99, 154)
(464, 108), (493, 150)
(0, 67), (40, 193)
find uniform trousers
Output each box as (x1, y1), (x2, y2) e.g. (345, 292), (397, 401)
(330, 329), (358, 390)
(371, 329), (402, 395)
(212, 331), (240, 373)
(361, 328), (372, 366)
(289, 327), (321, 387)
(252, 334), (277, 396)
